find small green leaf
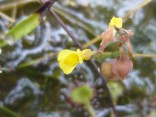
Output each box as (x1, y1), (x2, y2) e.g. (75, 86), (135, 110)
(6, 13), (40, 41)
(0, 13), (40, 47)
(0, 14), (40, 48)
(71, 85), (93, 104)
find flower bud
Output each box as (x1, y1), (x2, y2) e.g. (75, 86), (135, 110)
(99, 27), (114, 51)
(101, 56), (133, 80)
(101, 62), (114, 80)
(112, 58), (133, 80)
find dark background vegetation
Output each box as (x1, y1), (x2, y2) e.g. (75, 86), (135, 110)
(0, 0), (156, 117)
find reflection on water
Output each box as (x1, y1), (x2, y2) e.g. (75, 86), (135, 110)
(0, 0), (156, 117)
(5, 35), (15, 45)
(38, 111), (70, 117)
(4, 78), (42, 106)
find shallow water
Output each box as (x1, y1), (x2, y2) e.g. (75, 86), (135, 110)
(0, 0), (156, 117)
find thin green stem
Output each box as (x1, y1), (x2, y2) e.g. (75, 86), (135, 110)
(95, 52), (156, 60)
(83, 35), (101, 48)
(133, 53), (156, 58)
(0, 12), (15, 23)
(85, 103), (96, 117)
(0, 106), (21, 117)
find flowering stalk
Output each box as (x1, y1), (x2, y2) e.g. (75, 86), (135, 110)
(85, 103), (96, 117)
(53, 11), (119, 116)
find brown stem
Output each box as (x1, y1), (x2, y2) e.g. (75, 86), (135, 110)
(119, 47), (125, 61)
(99, 40), (109, 52)
(49, 10), (82, 48)
(49, 10), (118, 117)
(36, 0), (58, 18)
(125, 37), (132, 58)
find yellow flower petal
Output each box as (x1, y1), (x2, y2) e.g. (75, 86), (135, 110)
(58, 49), (79, 74)
(109, 16), (122, 28)
(58, 49), (96, 74)
(77, 49), (96, 63)
(77, 49), (83, 63)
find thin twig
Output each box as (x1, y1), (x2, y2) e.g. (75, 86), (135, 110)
(133, 53), (156, 58)
(49, 10), (118, 117)
(36, 0), (58, 17)
(83, 35), (101, 48)
(0, 12), (15, 23)
(0, 105), (21, 117)
(94, 52), (156, 60)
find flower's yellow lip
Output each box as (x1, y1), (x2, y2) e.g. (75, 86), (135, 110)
(109, 16), (122, 28)
(77, 49), (83, 64)
(59, 62), (78, 74)
(58, 49), (79, 74)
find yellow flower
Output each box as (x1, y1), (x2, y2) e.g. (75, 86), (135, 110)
(58, 49), (96, 74)
(109, 16), (122, 28)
